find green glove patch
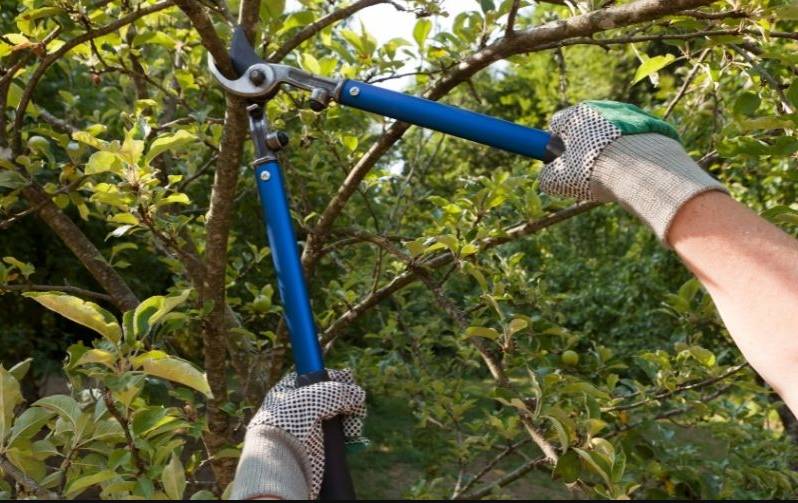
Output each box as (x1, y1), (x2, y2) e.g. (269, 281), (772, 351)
(584, 100), (681, 143)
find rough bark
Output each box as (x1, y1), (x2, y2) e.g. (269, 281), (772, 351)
(20, 185), (139, 312)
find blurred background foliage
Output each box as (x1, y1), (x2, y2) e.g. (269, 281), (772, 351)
(1, 0), (797, 499)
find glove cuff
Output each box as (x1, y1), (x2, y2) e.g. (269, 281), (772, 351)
(231, 425), (312, 500)
(591, 134), (728, 246)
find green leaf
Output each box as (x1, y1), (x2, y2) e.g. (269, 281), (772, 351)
(32, 395), (82, 427)
(23, 291), (121, 343)
(7, 408), (54, 448)
(574, 447), (611, 485)
(3, 256), (34, 278)
(109, 213), (139, 225)
(75, 349), (116, 370)
(553, 450), (581, 483)
(301, 53), (321, 75)
(545, 415), (570, 451)
(132, 290), (191, 339)
(733, 92), (761, 117)
(72, 131), (108, 151)
(65, 469), (118, 498)
(157, 193), (191, 206)
(689, 345), (716, 367)
(261, 0), (285, 19)
(342, 135), (358, 152)
(633, 54), (676, 84)
(0, 366), (23, 443)
(465, 326), (501, 340)
(131, 406), (177, 437)
(479, 0), (496, 12)
(85, 150), (122, 175)
(162, 453), (186, 500)
(413, 19), (432, 48)
(507, 318), (528, 336)
(145, 130), (196, 164)
(8, 358), (32, 381)
(0, 170), (27, 189)
(135, 355), (212, 398)
(787, 81), (798, 110)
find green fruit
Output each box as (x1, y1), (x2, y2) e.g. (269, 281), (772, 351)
(561, 350), (579, 366)
(27, 135), (49, 151)
(251, 295), (271, 313)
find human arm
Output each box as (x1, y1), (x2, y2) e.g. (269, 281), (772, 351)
(669, 191), (798, 412)
(540, 101), (798, 414)
(231, 369), (366, 500)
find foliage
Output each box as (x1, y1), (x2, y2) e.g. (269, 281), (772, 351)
(1, 0), (797, 499)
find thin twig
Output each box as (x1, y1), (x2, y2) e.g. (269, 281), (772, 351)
(506, 0), (522, 37)
(604, 362), (748, 412)
(1, 283), (113, 302)
(664, 47), (711, 119)
(459, 456), (548, 499)
(103, 390), (147, 475)
(453, 439), (531, 498)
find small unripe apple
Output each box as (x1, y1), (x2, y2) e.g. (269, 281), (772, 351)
(561, 350), (579, 366)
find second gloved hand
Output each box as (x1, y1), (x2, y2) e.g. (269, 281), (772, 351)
(231, 369), (366, 500)
(539, 100), (728, 245)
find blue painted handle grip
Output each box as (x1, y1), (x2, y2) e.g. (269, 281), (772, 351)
(338, 80), (559, 161)
(255, 160), (324, 375)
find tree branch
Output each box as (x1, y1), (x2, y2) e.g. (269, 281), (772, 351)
(302, 0), (719, 275)
(452, 439), (531, 499)
(173, 0), (235, 78)
(0, 454), (58, 499)
(269, 0), (395, 63)
(506, 0), (522, 37)
(20, 184), (139, 312)
(1, 283), (113, 303)
(459, 455), (548, 499)
(603, 362), (748, 412)
(321, 202), (599, 346)
(11, 0), (173, 154)
(664, 47), (711, 119)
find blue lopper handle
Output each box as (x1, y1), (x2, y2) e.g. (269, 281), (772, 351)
(337, 80), (563, 162)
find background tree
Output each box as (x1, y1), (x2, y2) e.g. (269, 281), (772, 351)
(0, 0), (797, 498)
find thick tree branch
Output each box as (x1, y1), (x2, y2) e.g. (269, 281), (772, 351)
(173, 0), (235, 78)
(20, 185), (139, 311)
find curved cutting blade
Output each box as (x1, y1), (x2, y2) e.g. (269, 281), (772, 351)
(230, 26), (264, 78)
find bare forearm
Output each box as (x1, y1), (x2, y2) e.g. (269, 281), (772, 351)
(669, 191), (798, 412)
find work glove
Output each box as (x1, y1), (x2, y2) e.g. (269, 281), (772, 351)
(539, 100), (728, 245)
(231, 369), (367, 500)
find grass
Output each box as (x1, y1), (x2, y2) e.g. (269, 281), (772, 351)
(348, 395), (575, 499)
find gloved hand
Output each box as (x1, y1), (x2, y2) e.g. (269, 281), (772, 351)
(539, 100), (728, 245)
(231, 369), (366, 500)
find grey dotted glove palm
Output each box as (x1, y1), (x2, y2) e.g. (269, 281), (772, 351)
(539, 100), (728, 244)
(232, 369), (366, 500)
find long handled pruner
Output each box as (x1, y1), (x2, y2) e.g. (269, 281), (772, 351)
(210, 26), (564, 500)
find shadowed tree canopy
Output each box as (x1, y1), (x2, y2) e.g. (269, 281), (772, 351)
(0, 0), (797, 499)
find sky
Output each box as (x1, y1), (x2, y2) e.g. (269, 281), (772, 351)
(284, 0), (535, 89)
